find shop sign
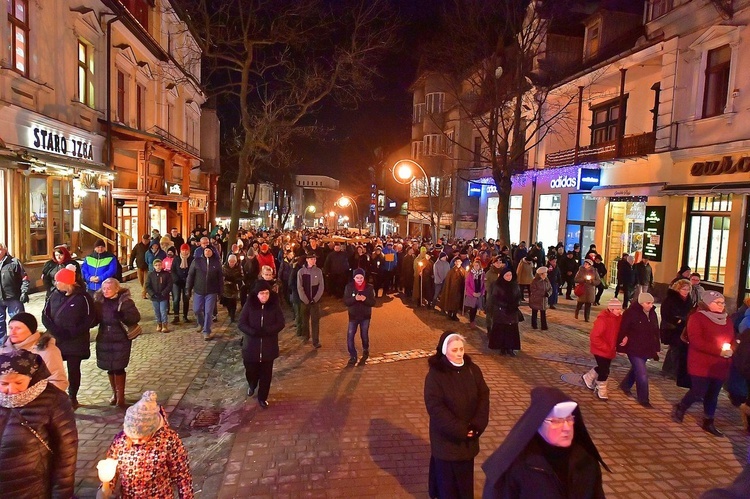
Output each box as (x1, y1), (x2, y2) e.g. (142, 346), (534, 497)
(549, 175), (577, 189)
(691, 156), (750, 176)
(30, 126), (94, 161)
(467, 183), (482, 197)
(577, 168), (601, 190)
(165, 182), (182, 196)
(643, 206), (665, 262)
(458, 213), (478, 222)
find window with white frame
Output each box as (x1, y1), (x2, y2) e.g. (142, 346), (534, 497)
(8, 0), (29, 76)
(444, 129), (455, 156)
(689, 26), (740, 121)
(703, 45), (731, 118)
(116, 70), (128, 123)
(424, 134), (442, 156)
(77, 40), (95, 107)
(413, 103), (425, 124)
(425, 92), (445, 114)
(411, 140), (423, 160)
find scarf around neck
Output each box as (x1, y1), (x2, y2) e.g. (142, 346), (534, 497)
(0, 379), (48, 408)
(699, 310), (727, 325)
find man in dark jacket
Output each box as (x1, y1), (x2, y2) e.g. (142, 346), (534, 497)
(186, 246), (223, 340)
(323, 242), (350, 298)
(129, 234), (151, 298)
(169, 227), (185, 250)
(633, 257), (654, 303)
(593, 255), (607, 306)
(559, 251), (578, 300)
(238, 280), (285, 408)
(343, 268), (376, 365)
(0, 242), (29, 339)
(615, 252), (629, 298)
(297, 253), (325, 348)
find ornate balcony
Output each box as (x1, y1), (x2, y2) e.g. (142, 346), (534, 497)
(545, 132), (655, 168)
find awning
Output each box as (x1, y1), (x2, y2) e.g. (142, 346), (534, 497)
(661, 182), (750, 196)
(589, 182), (665, 198)
(3, 149), (109, 173)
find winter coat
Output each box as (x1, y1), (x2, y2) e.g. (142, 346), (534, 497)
(0, 332), (69, 392)
(686, 310), (734, 380)
(171, 255), (193, 287)
(616, 258), (633, 286)
(289, 263), (303, 304)
(464, 269), (485, 309)
(145, 269), (173, 301)
(256, 250), (277, 273)
(490, 278), (522, 325)
(433, 259), (450, 285)
(659, 289), (693, 346)
(516, 260), (534, 286)
(145, 247), (167, 272)
(238, 291), (285, 363)
(559, 256), (579, 280)
(42, 286), (94, 360)
(343, 281), (376, 321)
(297, 264), (324, 304)
(0, 253), (29, 300)
(528, 276), (551, 311)
(401, 254), (415, 288)
(439, 266), (465, 313)
(81, 250), (118, 292)
(94, 288), (140, 371)
(129, 241), (150, 270)
(41, 258), (83, 297)
(0, 368), (78, 498)
(413, 253), (431, 296)
(590, 309), (623, 359)
(186, 256), (224, 296)
(617, 302), (660, 358)
(221, 263), (243, 300)
(424, 332), (489, 462)
(381, 246), (398, 271)
(633, 261), (653, 287)
(574, 267), (601, 304)
(324, 250), (350, 276)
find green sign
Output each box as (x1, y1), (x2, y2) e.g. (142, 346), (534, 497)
(643, 206), (665, 261)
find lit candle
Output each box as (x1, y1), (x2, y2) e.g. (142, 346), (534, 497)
(722, 343), (731, 351)
(97, 458), (118, 497)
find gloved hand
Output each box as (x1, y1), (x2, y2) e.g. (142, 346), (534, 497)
(20, 293), (29, 304)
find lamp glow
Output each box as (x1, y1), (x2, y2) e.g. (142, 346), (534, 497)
(337, 197), (351, 207)
(97, 458), (118, 482)
(396, 163), (413, 181)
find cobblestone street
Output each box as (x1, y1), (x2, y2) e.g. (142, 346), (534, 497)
(24, 283), (749, 498)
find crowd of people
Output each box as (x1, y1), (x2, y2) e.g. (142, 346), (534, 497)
(1, 225), (750, 497)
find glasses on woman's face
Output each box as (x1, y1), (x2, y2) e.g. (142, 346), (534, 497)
(543, 415), (575, 429)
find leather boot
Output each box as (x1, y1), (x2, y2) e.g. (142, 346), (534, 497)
(108, 373), (117, 405)
(671, 403), (686, 423)
(162, 322), (169, 333)
(114, 373), (127, 408)
(702, 418), (724, 437)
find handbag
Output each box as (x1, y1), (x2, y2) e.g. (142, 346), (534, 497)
(117, 300), (142, 340)
(574, 283), (585, 297)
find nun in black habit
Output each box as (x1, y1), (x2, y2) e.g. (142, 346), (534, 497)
(482, 386), (608, 499)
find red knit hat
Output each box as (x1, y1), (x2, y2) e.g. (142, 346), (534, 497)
(55, 267), (76, 285)
(180, 243), (190, 252)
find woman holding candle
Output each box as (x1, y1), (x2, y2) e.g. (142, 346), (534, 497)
(0, 349), (79, 497)
(99, 391), (194, 498)
(464, 258), (485, 328)
(574, 259), (601, 322)
(672, 291), (735, 436)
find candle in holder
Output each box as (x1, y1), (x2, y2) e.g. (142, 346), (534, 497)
(97, 458), (118, 496)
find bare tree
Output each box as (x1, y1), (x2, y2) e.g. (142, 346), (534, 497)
(178, 0), (396, 242)
(420, 0), (585, 246)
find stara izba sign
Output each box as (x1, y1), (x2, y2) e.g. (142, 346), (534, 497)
(691, 155), (750, 176)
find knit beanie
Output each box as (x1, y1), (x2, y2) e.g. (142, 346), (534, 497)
(353, 268), (365, 278)
(180, 243), (190, 252)
(637, 292), (654, 304)
(701, 290), (724, 307)
(607, 298), (623, 310)
(55, 267), (76, 285)
(123, 391), (163, 439)
(94, 239), (106, 248)
(9, 312), (37, 334)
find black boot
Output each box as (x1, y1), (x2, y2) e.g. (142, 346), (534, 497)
(671, 403), (686, 423)
(702, 418), (724, 437)
(172, 315), (180, 324)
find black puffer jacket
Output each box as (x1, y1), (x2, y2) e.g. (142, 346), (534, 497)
(238, 290), (285, 363)
(42, 286), (94, 360)
(186, 256), (223, 295)
(617, 302), (660, 358)
(490, 278), (522, 325)
(94, 288), (140, 371)
(660, 288), (693, 346)
(343, 281), (376, 321)
(145, 270), (173, 301)
(424, 331), (490, 462)
(0, 363), (79, 498)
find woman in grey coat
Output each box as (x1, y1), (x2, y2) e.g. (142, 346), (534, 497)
(529, 267), (552, 330)
(574, 259), (601, 322)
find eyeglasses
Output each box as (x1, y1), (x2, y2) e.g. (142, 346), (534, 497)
(543, 415), (575, 429)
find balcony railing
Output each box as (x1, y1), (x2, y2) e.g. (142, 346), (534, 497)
(545, 132), (655, 168)
(150, 125), (199, 157)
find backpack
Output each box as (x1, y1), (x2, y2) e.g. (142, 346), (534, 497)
(734, 330), (750, 380)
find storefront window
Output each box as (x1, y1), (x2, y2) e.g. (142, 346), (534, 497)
(150, 205), (167, 236)
(27, 176), (72, 260)
(536, 194), (560, 248)
(685, 195), (731, 284)
(29, 177), (48, 257)
(510, 195), (522, 245)
(117, 203), (139, 264)
(486, 197), (498, 241)
(567, 193), (597, 222)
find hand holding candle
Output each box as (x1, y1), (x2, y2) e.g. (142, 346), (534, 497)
(97, 458), (118, 498)
(721, 342), (733, 358)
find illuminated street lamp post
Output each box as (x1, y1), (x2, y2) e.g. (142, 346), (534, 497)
(392, 159), (434, 240)
(336, 195), (360, 230)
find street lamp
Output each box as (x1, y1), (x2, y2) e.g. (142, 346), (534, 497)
(392, 159), (434, 240)
(336, 195), (360, 230)
(307, 205), (316, 214)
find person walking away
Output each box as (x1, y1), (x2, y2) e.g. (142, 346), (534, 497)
(129, 235), (151, 298)
(488, 269), (522, 356)
(560, 251), (578, 300)
(482, 386), (608, 498)
(323, 242), (350, 298)
(672, 291), (735, 436)
(440, 258), (465, 321)
(483, 257), (505, 333)
(289, 255), (305, 335)
(617, 292), (660, 408)
(632, 257), (653, 304)
(297, 253), (324, 348)
(42, 265), (95, 408)
(0, 350), (78, 498)
(238, 280), (285, 408)
(529, 267), (552, 330)
(660, 279), (693, 383)
(574, 259), (600, 322)
(93, 278), (140, 407)
(592, 255), (607, 306)
(614, 252), (629, 299)
(369, 246), (385, 297)
(186, 246), (223, 341)
(516, 257), (534, 301)
(171, 244), (193, 324)
(547, 257), (560, 309)
(146, 259), (173, 333)
(424, 332), (490, 499)
(582, 299), (624, 400)
(432, 252), (450, 310)
(1, 312), (68, 392)
(101, 391), (194, 497)
(81, 239), (118, 295)
(401, 247), (415, 297)
(41, 245), (83, 298)
(463, 259), (485, 329)
(619, 255), (635, 308)
(343, 268), (376, 365)
(221, 254), (243, 323)
(0, 242), (30, 339)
